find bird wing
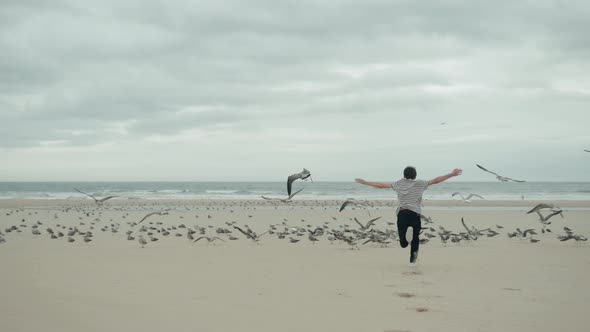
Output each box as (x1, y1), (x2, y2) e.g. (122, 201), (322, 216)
(460, 218), (469, 231)
(420, 214), (432, 223)
(504, 177), (526, 183)
(476, 164), (500, 177)
(233, 226), (253, 239)
(287, 173), (302, 196)
(365, 216), (382, 228)
(460, 218), (477, 239)
(138, 212), (159, 224)
(546, 210), (563, 220)
(526, 203), (554, 214)
(465, 194), (484, 200)
(584, 149), (590, 152)
(353, 218), (364, 229)
(97, 195), (119, 203)
(288, 188), (304, 200)
(339, 200), (352, 212)
(536, 210), (548, 222)
(193, 236), (206, 243)
(362, 238), (374, 245)
(74, 188), (98, 202)
(451, 192), (464, 199)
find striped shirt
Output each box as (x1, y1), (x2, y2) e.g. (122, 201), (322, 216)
(391, 178), (429, 214)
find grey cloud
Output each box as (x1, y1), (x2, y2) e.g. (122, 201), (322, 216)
(0, 0), (589, 180)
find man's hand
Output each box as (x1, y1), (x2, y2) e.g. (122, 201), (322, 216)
(355, 178), (367, 185)
(451, 168), (463, 177)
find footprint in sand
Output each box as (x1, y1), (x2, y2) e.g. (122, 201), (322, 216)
(402, 271), (422, 276)
(397, 292), (415, 298)
(415, 307), (429, 312)
(384, 329), (411, 332)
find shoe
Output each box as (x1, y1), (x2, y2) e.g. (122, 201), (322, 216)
(410, 251), (419, 264)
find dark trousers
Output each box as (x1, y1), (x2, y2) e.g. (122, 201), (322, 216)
(397, 209), (421, 263)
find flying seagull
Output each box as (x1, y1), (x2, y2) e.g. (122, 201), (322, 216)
(353, 216), (382, 230)
(74, 188), (120, 204)
(261, 188), (304, 203)
(339, 199), (371, 212)
(193, 236), (225, 243)
(476, 164), (525, 182)
(287, 168), (312, 196)
(420, 214), (433, 224)
(536, 210), (563, 223)
(451, 192), (485, 203)
(526, 203), (560, 214)
(233, 226), (268, 242)
(137, 210), (170, 224)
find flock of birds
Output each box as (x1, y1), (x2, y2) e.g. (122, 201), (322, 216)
(0, 166), (588, 248)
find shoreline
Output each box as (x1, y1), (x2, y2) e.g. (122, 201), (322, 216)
(1, 198), (589, 209)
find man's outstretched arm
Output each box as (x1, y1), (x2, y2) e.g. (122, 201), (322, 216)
(428, 168), (463, 185)
(355, 178), (391, 189)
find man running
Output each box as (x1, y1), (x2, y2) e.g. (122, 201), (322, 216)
(355, 166), (462, 263)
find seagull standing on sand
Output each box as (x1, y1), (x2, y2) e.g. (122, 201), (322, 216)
(451, 192), (485, 203)
(287, 168), (312, 196)
(476, 164), (525, 182)
(138, 236), (148, 248)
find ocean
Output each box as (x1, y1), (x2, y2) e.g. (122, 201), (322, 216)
(0, 181), (589, 201)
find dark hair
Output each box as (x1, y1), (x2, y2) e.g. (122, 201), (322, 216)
(403, 166), (417, 180)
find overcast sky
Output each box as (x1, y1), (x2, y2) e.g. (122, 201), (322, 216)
(1, 0), (589, 182)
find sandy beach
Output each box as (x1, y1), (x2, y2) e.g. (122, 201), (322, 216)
(1, 198), (589, 332)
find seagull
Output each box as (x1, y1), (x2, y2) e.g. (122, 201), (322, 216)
(536, 210), (563, 223)
(233, 226), (268, 242)
(308, 233), (319, 244)
(452, 192), (485, 203)
(261, 188), (304, 203)
(420, 214), (433, 224)
(476, 164), (525, 182)
(526, 203), (560, 214)
(339, 199), (371, 212)
(287, 168), (312, 196)
(558, 234), (588, 242)
(460, 218), (479, 240)
(193, 236), (225, 243)
(74, 188), (120, 204)
(584, 149), (590, 152)
(353, 216), (381, 230)
(138, 210), (170, 224)
(138, 236), (147, 248)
